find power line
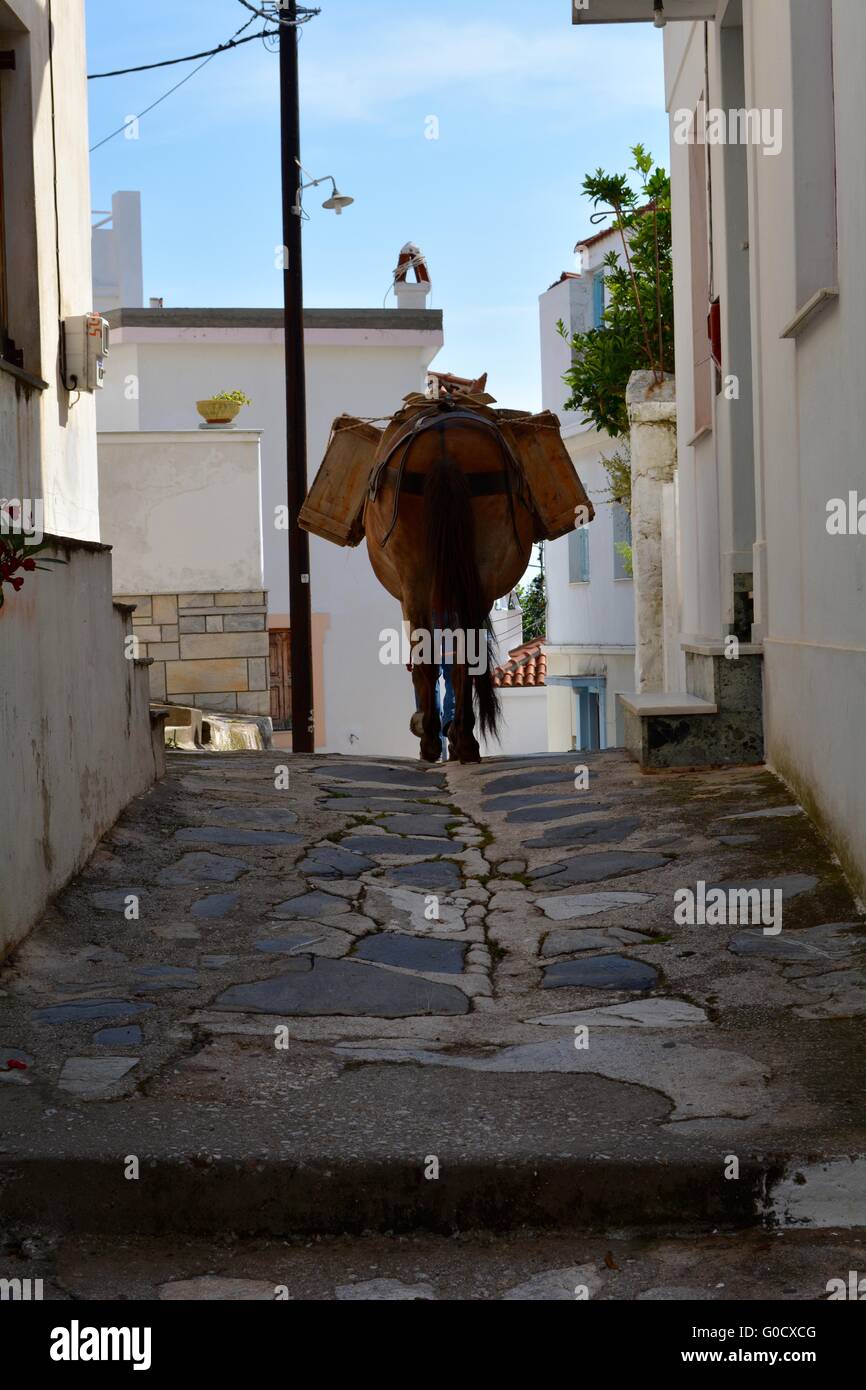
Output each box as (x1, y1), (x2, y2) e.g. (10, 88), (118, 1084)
(236, 1), (320, 24)
(88, 14), (270, 153)
(88, 27), (272, 80)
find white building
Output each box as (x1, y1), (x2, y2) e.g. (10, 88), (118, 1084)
(0, 2), (159, 955)
(539, 228), (636, 751)
(574, 0), (866, 896)
(93, 204), (444, 756)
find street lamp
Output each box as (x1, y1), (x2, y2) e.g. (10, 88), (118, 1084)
(293, 165), (354, 217)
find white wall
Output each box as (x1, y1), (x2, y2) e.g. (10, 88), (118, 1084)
(92, 192), (144, 315)
(744, 0), (866, 894)
(481, 688), (549, 758)
(0, 540), (160, 955)
(659, 1), (866, 892)
(0, 0), (100, 542)
(0, 1), (158, 953)
(96, 321), (442, 756)
(539, 241), (636, 654)
(98, 431), (263, 595)
(664, 18), (724, 645)
(546, 435), (636, 650)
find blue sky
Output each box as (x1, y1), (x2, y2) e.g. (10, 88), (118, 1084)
(86, 0), (668, 411)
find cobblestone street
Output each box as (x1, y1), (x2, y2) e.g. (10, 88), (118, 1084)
(2, 749), (865, 1298)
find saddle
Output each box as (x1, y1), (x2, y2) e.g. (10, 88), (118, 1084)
(367, 394), (533, 547)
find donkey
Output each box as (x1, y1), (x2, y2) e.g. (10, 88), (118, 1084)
(365, 393), (535, 763)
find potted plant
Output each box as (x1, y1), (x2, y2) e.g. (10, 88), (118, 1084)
(196, 389), (252, 425)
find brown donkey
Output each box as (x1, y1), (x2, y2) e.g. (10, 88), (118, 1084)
(365, 399), (535, 763)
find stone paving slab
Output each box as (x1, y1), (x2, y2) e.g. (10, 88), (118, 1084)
(2, 749), (865, 1242)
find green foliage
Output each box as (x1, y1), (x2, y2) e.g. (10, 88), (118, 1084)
(212, 390), (252, 405)
(0, 511), (66, 609)
(600, 439), (632, 512)
(514, 568), (546, 643)
(558, 145), (674, 439)
(615, 541), (634, 579)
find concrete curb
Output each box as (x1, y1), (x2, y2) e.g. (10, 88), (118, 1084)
(0, 1152), (790, 1239)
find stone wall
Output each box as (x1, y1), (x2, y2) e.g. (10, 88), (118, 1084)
(1, 539), (163, 957)
(116, 590), (270, 716)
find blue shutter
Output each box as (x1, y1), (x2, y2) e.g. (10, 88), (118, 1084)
(569, 525), (590, 583)
(593, 272), (606, 327)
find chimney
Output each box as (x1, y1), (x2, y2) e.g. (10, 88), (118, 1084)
(393, 242), (431, 309)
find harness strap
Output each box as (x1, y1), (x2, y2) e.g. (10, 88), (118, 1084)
(381, 465), (511, 497)
(368, 404), (529, 548)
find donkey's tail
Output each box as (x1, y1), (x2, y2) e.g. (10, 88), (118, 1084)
(423, 428), (500, 741)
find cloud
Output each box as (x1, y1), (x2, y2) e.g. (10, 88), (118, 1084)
(233, 17), (664, 124)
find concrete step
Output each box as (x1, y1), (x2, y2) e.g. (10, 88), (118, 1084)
(618, 692), (718, 717)
(619, 648), (765, 769)
(2, 1071), (864, 1239)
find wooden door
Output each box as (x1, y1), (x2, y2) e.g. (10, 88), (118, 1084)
(269, 628), (292, 729)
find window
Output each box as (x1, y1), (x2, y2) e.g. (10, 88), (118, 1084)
(568, 524), (590, 583)
(785, 0), (837, 330)
(612, 503), (632, 579)
(592, 270), (606, 328)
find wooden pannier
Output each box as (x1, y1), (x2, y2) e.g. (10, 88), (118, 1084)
(498, 410), (594, 542)
(299, 416), (383, 547)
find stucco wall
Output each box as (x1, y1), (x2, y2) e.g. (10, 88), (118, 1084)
(0, 540), (162, 956)
(1, 0), (101, 541)
(744, 0), (866, 893)
(481, 687), (549, 758)
(545, 439), (636, 652)
(98, 431), (264, 595)
(96, 327), (442, 757)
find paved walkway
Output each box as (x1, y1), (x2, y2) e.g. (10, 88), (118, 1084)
(2, 750), (865, 1252)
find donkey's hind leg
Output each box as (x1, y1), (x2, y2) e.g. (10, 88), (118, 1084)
(411, 660), (442, 763)
(451, 663), (482, 764)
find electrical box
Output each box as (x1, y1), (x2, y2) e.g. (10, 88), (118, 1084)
(63, 313), (109, 391)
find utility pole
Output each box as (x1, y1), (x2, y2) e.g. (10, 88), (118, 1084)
(279, 0), (314, 752)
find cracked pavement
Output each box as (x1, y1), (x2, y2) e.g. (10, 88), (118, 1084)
(2, 749), (865, 1285)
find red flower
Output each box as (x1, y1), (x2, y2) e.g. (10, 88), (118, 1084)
(10, 576), (24, 590)
(22, 558), (36, 571)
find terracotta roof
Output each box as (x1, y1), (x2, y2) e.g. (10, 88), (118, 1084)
(546, 271), (582, 290)
(493, 638), (547, 689)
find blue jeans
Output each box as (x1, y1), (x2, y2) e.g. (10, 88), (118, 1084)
(413, 661), (455, 752)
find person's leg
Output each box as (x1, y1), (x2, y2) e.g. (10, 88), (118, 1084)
(441, 660), (456, 729)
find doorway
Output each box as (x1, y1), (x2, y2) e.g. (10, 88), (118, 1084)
(268, 628), (292, 730)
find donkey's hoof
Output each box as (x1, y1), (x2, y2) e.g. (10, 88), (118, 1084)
(420, 738), (443, 764)
(409, 710), (425, 738)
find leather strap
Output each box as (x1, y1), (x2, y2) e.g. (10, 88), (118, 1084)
(381, 465), (511, 497)
(368, 402), (530, 547)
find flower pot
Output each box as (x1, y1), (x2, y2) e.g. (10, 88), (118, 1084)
(196, 398), (242, 425)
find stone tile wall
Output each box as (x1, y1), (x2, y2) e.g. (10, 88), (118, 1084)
(116, 591), (270, 716)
